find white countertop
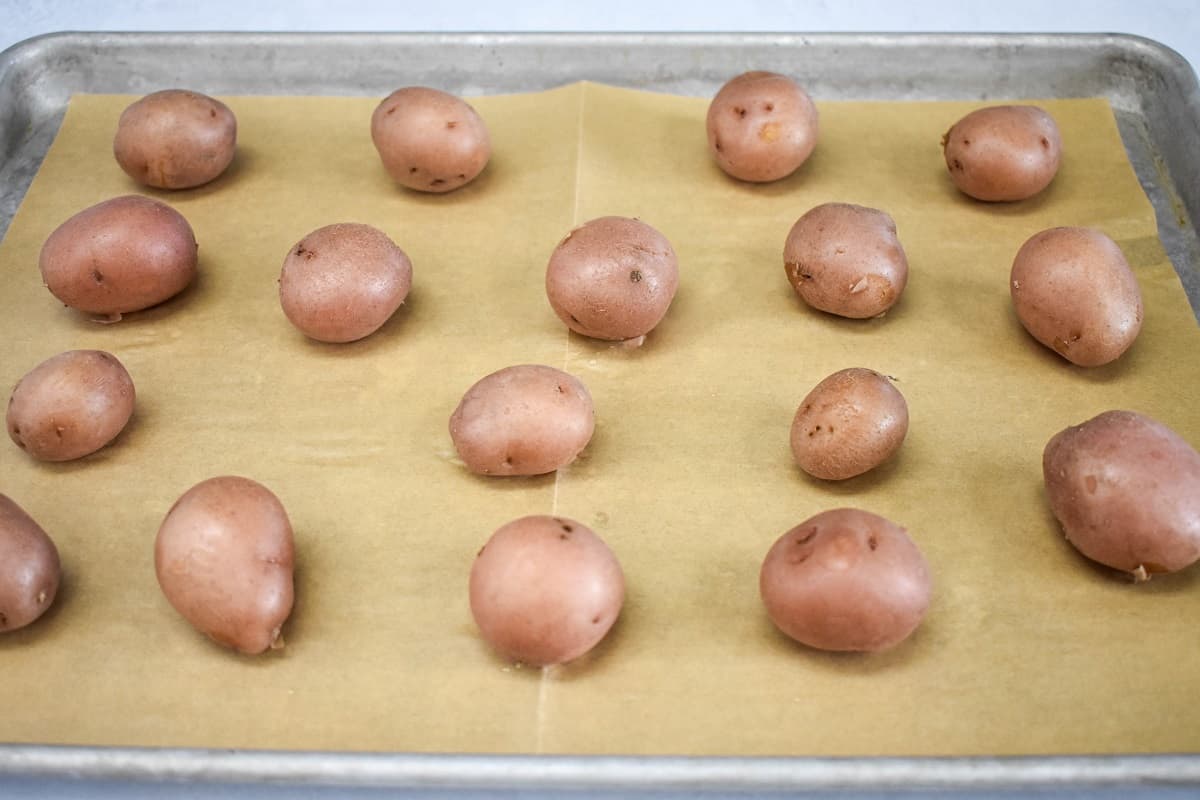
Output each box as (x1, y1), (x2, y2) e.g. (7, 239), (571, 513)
(0, 1), (1197, 78)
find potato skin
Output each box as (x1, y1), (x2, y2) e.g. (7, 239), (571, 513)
(545, 216), (679, 343)
(279, 223), (414, 343)
(0, 495), (61, 633)
(113, 89), (237, 189)
(706, 71), (818, 182)
(155, 476), (295, 654)
(7, 350), (135, 462)
(39, 195), (198, 318)
(1011, 227), (1142, 367)
(783, 203), (909, 319)
(450, 365), (594, 476)
(1043, 410), (1200, 579)
(371, 87), (491, 193)
(469, 515), (625, 666)
(759, 508), (932, 652)
(791, 368), (908, 480)
(943, 105), (1062, 202)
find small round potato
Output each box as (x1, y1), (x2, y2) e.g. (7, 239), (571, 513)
(1011, 227), (1142, 367)
(7, 350), (135, 462)
(783, 203), (909, 319)
(545, 216), (679, 345)
(791, 368), (908, 480)
(39, 195), (198, 320)
(114, 89), (237, 189)
(943, 105), (1062, 201)
(1043, 410), (1200, 580)
(155, 476), (295, 654)
(760, 508), (932, 652)
(469, 515), (625, 666)
(706, 71), (819, 182)
(371, 87), (491, 193)
(450, 365), (594, 476)
(0, 495), (61, 633)
(279, 223), (414, 343)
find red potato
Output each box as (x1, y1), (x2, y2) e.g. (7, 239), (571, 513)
(1011, 227), (1142, 367)
(760, 508), (932, 652)
(450, 365), (594, 476)
(545, 216), (679, 345)
(371, 87), (491, 193)
(706, 71), (819, 182)
(783, 203), (909, 319)
(114, 89), (237, 189)
(279, 223), (413, 343)
(1043, 410), (1200, 580)
(0, 495), (61, 633)
(943, 105), (1062, 202)
(469, 515), (625, 666)
(155, 476), (295, 654)
(791, 368), (909, 480)
(39, 195), (198, 320)
(7, 350), (135, 462)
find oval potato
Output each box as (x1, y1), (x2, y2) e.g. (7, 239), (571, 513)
(545, 216), (679, 345)
(0, 495), (61, 633)
(469, 515), (625, 666)
(155, 476), (296, 654)
(1043, 410), (1200, 579)
(783, 203), (909, 319)
(1011, 227), (1142, 367)
(7, 350), (136, 462)
(706, 71), (819, 183)
(760, 508), (932, 652)
(371, 87), (491, 193)
(450, 364), (595, 476)
(791, 368), (908, 480)
(279, 223), (414, 343)
(114, 89), (237, 189)
(39, 195), (198, 319)
(943, 105), (1062, 202)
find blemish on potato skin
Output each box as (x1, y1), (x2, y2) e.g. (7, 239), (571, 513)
(629, 270), (643, 283)
(1085, 474), (1098, 494)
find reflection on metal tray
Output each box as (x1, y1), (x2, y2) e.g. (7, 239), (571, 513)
(0, 31), (1198, 799)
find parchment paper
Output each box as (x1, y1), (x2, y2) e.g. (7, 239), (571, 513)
(1, 83), (1198, 756)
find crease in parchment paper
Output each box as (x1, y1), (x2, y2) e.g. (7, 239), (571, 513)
(538, 80), (591, 755)
(0, 83), (1199, 757)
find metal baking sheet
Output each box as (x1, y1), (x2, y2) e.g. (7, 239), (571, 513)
(1, 31), (1199, 798)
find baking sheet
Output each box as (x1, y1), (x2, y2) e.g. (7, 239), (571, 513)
(1, 81), (1199, 757)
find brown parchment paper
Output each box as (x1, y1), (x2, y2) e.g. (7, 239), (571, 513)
(1, 83), (1199, 756)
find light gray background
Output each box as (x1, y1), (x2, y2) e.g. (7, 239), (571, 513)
(1, 1), (1198, 77)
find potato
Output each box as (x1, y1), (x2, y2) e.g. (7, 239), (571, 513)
(1011, 227), (1142, 367)
(279, 223), (414, 343)
(371, 87), (491, 193)
(7, 350), (135, 462)
(469, 515), (625, 666)
(450, 365), (594, 476)
(783, 203), (909, 319)
(706, 71), (818, 182)
(943, 105), (1062, 202)
(0, 495), (61, 633)
(760, 508), (932, 652)
(1043, 410), (1200, 580)
(155, 476), (295, 654)
(545, 216), (679, 345)
(113, 89), (237, 189)
(39, 195), (198, 320)
(791, 368), (908, 480)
